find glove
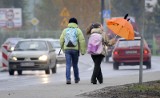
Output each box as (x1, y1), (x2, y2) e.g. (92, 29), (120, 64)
(109, 38), (116, 45)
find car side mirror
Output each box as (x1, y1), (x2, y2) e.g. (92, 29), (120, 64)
(7, 49), (12, 52)
(7, 47), (14, 52)
(7, 48), (13, 52)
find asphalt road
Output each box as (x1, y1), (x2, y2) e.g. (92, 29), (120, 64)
(0, 54), (160, 91)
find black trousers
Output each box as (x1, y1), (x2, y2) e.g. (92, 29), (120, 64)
(91, 54), (104, 83)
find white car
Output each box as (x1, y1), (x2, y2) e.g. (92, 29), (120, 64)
(41, 38), (65, 63)
(8, 39), (57, 75)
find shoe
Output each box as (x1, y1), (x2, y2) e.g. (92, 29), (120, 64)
(98, 80), (103, 84)
(91, 81), (97, 84)
(75, 79), (80, 83)
(66, 80), (71, 84)
(99, 81), (103, 84)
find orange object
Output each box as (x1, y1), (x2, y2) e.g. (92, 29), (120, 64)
(106, 17), (134, 40)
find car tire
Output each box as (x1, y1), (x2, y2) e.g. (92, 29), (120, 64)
(9, 69), (14, 75)
(17, 70), (22, 75)
(52, 61), (57, 74)
(45, 69), (50, 74)
(113, 62), (119, 70)
(146, 61), (151, 69)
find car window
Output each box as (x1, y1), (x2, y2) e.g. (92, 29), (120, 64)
(14, 41), (48, 51)
(50, 40), (61, 48)
(118, 40), (140, 48)
(47, 41), (54, 50)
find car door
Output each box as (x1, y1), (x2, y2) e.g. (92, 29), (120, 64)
(47, 41), (56, 68)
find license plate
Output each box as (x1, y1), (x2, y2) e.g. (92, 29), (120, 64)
(125, 51), (137, 54)
(21, 63), (34, 66)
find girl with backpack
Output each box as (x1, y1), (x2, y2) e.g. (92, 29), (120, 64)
(86, 23), (115, 84)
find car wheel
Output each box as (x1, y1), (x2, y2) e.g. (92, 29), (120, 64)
(17, 70), (22, 75)
(146, 61), (151, 69)
(52, 60), (57, 74)
(113, 62), (119, 70)
(9, 69), (14, 75)
(45, 69), (50, 74)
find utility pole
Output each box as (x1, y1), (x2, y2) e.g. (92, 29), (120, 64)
(139, 0), (145, 84)
(101, 0), (105, 24)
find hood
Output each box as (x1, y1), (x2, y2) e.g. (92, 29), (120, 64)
(91, 28), (103, 34)
(10, 51), (48, 57)
(68, 23), (78, 28)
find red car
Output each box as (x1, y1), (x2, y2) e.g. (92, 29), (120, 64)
(112, 37), (151, 70)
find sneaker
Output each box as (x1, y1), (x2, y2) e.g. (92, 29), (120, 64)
(66, 80), (71, 84)
(75, 79), (80, 83)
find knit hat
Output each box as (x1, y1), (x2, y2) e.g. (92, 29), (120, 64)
(69, 17), (78, 24)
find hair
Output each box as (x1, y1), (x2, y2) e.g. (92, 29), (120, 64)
(86, 23), (101, 35)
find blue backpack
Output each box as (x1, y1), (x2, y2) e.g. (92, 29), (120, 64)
(64, 28), (78, 47)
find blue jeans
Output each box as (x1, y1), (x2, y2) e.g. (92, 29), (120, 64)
(65, 49), (79, 81)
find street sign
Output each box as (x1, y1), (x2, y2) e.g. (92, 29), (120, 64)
(103, 10), (111, 18)
(31, 18), (39, 26)
(60, 7), (70, 17)
(60, 18), (68, 27)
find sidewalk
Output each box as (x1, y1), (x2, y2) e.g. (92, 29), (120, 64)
(0, 71), (160, 98)
(0, 54), (160, 98)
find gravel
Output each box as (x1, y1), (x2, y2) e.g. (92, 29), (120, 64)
(78, 80), (160, 98)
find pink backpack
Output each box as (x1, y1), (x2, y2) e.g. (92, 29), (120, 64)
(87, 33), (103, 54)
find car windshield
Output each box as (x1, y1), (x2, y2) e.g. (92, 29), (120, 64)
(14, 41), (48, 51)
(117, 40), (141, 48)
(51, 40), (61, 48)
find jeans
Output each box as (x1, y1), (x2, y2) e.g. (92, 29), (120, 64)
(65, 49), (80, 81)
(91, 54), (104, 83)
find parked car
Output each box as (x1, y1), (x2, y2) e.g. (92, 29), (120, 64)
(8, 39), (57, 75)
(1, 37), (23, 52)
(112, 37), (151, 70)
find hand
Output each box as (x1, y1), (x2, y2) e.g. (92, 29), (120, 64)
(109, 38), (116, 45)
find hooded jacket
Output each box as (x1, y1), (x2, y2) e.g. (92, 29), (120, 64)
(60, 23), (86, 55)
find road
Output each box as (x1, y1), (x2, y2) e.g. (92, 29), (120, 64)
(0, 54), (160, 91)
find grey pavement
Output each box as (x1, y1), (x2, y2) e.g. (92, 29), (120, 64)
(0, 54), (160, 98)
(0, 71), (160, 98)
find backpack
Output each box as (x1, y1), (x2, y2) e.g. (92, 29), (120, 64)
(64, 28), (78, 47)
(87, 33), (103, 54)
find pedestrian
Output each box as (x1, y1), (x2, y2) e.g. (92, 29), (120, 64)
(60, 17), (86, 84)
(86, 23), (116, 84)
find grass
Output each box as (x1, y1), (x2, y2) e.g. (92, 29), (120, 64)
(129, 84), (160, 92)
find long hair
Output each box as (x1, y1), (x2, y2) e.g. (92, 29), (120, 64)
(86, 23), (101, 35)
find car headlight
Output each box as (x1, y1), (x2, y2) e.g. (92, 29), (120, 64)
(39, 55), (48, 61)
(12, 57), (17, 61)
